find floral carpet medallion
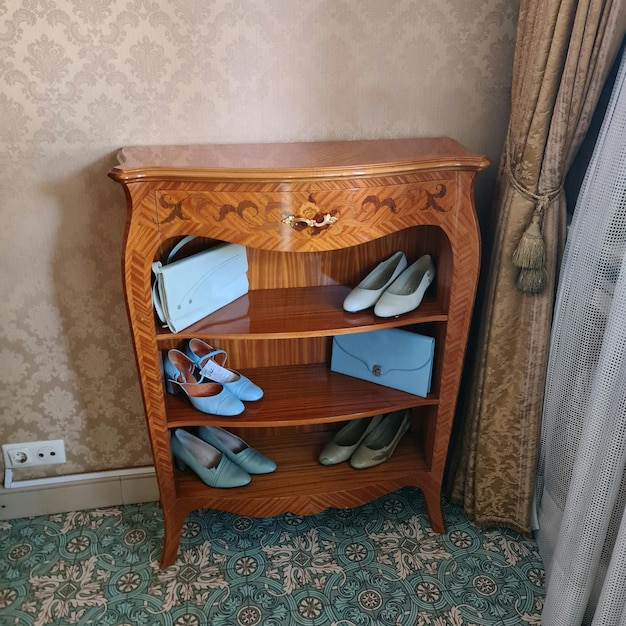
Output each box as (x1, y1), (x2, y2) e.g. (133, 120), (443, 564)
(0, 488), (544, 625)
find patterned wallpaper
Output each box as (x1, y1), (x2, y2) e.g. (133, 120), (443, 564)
(0, 0), (517, 478)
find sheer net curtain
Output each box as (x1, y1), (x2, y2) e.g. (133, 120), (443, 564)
(535, 46), (626, 626)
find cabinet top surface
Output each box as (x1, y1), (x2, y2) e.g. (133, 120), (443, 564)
(109, 137), (489, 183)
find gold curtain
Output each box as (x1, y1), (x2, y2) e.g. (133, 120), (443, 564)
(449, 0), (625, 535)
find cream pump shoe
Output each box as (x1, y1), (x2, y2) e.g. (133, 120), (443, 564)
(342, 251), (407, 312)
(373, 255), (436, 318)
(350, 409), (411, 469)
(318, 414), (384, 465)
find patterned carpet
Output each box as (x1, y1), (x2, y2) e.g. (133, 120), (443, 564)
(0, 488), (544, 626)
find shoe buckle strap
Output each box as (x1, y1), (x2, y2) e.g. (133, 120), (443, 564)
(201, 349), (228, 368)
(200, 359), (233, 384)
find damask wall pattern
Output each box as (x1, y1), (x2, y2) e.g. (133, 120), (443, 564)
(0, 0), (517, 478)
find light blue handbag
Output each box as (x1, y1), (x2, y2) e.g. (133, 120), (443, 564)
(330, 328), (435, 397)
(152, 236), (248, 333)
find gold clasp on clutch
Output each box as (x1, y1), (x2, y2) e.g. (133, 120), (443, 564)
(372, 364), (382, 377)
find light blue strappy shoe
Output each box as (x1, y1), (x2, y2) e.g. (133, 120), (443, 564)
(164, 349), (245, 416)
(170, 429), (250, 488)
(196, 426), (276, 474)
(184, 339), (263, 402)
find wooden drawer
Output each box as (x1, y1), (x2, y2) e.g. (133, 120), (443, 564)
(151, 178), (458, 252)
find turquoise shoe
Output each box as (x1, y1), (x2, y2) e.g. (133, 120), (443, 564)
(164, 349), (245, 416)
(185, 339), (263, 401)
(196, 426), (277, 474)
(170, 429), (251, 488)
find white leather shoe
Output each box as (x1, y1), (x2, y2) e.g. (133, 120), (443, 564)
(373, 255), (436, 318)
(342, 251), (408, 312)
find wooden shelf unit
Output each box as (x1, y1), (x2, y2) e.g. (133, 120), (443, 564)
(109, 138), (488, 567)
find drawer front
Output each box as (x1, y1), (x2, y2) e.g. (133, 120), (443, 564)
(153, 179), (457, 252)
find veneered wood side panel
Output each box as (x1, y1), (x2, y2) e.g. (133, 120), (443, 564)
(427, 171), (481, 484)
(121, 188), (176, 509)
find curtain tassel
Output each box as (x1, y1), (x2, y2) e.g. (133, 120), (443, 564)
(512, 211), (545, 271)
(516, 266), (545, 294)
(504, 133), (562, 295)
(512, 208), (547, 294)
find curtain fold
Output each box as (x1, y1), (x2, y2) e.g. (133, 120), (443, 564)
(448, 0), (624, 534)
(536, 45), (626, 625)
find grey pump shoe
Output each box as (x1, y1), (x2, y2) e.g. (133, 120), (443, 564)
(350, 409), (411, 469)
(318, 414), (384, 465)
(342, 251), (408, 312)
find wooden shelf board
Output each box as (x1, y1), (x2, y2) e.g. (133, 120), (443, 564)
(173, 429), (429, 517)
(165, 363), (438, 428)
(156, 286), (446, 341)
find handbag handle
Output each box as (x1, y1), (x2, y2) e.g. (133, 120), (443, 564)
(151, 235), (197, 326)
(166, 235), (197, 263)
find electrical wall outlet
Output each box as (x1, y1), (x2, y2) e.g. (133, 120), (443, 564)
(2, 440), (66, 468)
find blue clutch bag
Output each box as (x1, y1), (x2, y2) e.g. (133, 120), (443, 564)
(330, 328), (435, 397)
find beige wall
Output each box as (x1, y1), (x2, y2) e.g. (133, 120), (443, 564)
(0, 0), (517, 478)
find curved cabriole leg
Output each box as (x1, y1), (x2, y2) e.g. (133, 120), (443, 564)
(160, 504), (188, 567)
(422, 486), (446, 534)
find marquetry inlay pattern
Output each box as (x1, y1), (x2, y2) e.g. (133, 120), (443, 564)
(154, 181), (449, 227)
(110, 138), (489, 567)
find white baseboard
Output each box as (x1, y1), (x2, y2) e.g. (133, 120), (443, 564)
(0, 467), (159, 520)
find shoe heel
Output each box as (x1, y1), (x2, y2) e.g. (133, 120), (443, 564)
(165, 379), (179, 395)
